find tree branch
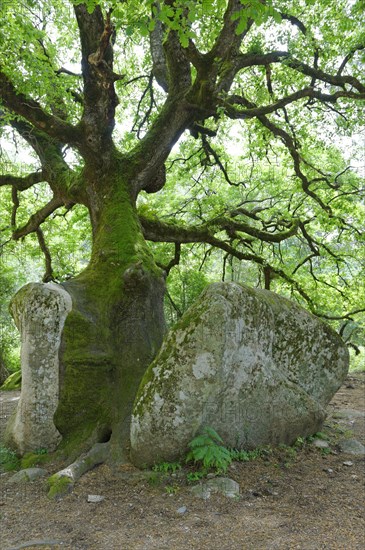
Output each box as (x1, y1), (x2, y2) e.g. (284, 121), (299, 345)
(0, 71), (78, 144)
(139, 213), (313, 307)
(337, 45), (365, 76)
(12, 196), (64, 240)
(224, 87), (365, 120)
(0, 170), (45, 191)
(149, 3), (169, 92)
(205, 216), (300, 243)
(234, 52), (365, 93)
(210, 0), (253, 61)
(316, 308), (365, 321)
(157, 242), (181, 275)
(36, 227), (54, 282)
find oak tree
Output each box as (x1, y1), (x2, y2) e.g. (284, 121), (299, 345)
(0, 0), (364, 461)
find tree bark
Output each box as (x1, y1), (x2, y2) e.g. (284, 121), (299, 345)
(53, 165), (166, 462)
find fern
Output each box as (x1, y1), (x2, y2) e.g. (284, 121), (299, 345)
(186, 427), (232, 473)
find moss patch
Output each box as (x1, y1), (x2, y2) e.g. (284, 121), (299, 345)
(47, 474), (73, 499)
(21, 451), (51, 469)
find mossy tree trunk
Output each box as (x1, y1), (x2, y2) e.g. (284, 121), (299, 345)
(55, 159), (167, 461)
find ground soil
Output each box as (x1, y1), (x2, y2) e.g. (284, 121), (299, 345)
(1, 373), (364, 550)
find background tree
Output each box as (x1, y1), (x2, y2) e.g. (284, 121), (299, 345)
(0, 0), (364, 461)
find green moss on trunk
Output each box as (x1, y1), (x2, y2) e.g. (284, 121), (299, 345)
(54, 173), (166, 461)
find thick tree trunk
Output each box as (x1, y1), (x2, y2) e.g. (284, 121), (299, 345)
(54, 169), (166, 462)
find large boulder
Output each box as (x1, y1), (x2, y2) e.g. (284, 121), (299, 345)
(5, 283), (72, 454)
(130, 282), (349, 467)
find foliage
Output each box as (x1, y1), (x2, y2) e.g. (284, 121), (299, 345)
(0, 0), (364, 335)
(164, 484), (180, 495)
(349, 348), (365, 372)
(229, 447), (266, 462)
(152, 461), (182, 474)
(186, 470), (206, 482)
(0, 444), (20, 472)
(186, 427), (232, 473)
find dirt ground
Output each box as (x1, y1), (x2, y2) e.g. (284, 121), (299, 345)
(1, 372), (364, 550)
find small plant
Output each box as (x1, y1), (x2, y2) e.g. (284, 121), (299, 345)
(294, 436), (305, 448)
(0, 444), (20, 472)
(186, 471), (205, 482)
(320, 447), (332, 456)
(35, 447), (48, 455)
(152, 461), (182, 474)
(165, 484), (180, 495)
(20, 448), (50, 469)
(229, 447), (264, 462)
(186, 427), (232, 473)
(313, 431), (329, 441)
(277, 444), (297, 460)
(147, 472), (161, 486)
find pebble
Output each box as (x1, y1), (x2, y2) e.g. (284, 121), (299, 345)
(177, 506), (187, 514)
(343, 461), (354, 467)
(87, 494), (105, 503)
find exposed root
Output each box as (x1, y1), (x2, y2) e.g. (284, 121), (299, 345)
(47, 441), (110, 498)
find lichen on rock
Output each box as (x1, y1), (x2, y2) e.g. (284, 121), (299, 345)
(130, 282), (349, 467)
(4, 283), (72, 454)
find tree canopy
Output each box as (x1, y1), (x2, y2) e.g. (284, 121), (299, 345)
(1, 0), (364, 347)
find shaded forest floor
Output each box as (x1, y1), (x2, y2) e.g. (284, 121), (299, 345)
(1, 372), (364, 550)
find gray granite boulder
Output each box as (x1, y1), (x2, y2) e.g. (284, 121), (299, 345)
(130, 282), (349, 466)
(5, 283), (72, 454)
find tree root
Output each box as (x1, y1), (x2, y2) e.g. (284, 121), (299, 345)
(47, 441), (110, 498)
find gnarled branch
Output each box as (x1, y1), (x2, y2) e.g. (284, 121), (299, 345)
(0, 170), (45, 191)
(12, 196), (64, 240)
(0, 71), (78, 144)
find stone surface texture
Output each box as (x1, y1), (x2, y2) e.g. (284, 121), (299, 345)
(190, 477), (240, 499)
(339, 438), (365, 456)
(7, 467), (48, 483)
(5, 283), (72, 454)
(131, 282), (349, 466)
